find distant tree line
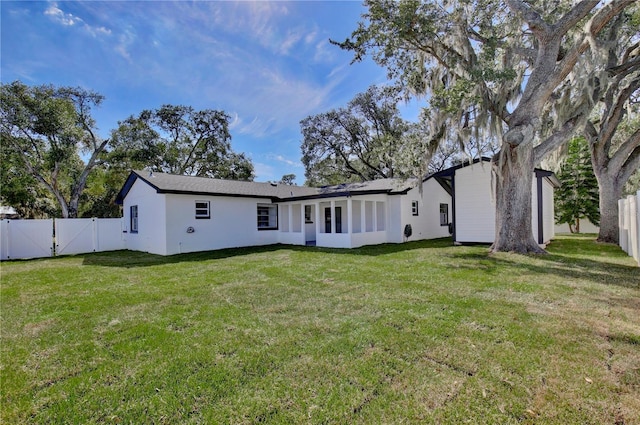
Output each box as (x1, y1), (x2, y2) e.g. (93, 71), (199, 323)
(0, 81), (255, 218)
(300, 85), (499, 187)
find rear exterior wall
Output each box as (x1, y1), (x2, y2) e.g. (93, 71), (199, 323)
(164, 194), (279, 255)
(401, 179), (452, 242)
(454, 163), (495, 243)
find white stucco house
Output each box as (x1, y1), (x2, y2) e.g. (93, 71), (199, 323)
(115, 159), (558, 255)
(115, 169), (452, 255)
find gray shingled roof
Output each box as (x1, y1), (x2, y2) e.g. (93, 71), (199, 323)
(116, 170), (418, 204)
(130, 170), (318, 199)
(316, 178), (417, 195)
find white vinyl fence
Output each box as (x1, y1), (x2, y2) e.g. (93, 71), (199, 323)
(0, 219), (54, 260)
(1, 218), (125, 260)
(619, 191), (640, 266)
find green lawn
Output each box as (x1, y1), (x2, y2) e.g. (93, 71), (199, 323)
(1, 235), (639, 424)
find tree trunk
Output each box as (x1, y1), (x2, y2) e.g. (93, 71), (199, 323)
(67, 174), (90, 219)
(595, 173), (622, 244)
(491, 142), (546, 254)
(31, 171), (71, 218)
(56, 192), (70, 218)
(67, 197), (79, 219)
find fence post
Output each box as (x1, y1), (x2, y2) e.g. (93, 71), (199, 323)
(619, 199), (628, 254)
(92, 217), (98, 252)
(634, 192), (640, 266)
(53, 218), (57, 256)
(1, 220), (9, 260)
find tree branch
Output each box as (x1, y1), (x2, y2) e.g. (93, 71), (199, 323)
(180, 135), (203, 175)
(619, 144), (640, 186)
(10, 140), (70, 217)
(540, 0), (635, 103)
(552, 0), (599, 35)
(610, 128), (640, 177)
(621, 41), (640, 65)
(604, 76), (640, 149)
(504, 0), (551, 37)
(608, 56), (640, 77)
(534, 113), (587, 164)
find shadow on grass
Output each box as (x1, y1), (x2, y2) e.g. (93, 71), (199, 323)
(79, 236), (639, 290)
(81, 238), (456, 268)
(449, 247), (639, 290)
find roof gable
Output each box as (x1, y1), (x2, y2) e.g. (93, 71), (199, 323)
(424, 157), (492, 180)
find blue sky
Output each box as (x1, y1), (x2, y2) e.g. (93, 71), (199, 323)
(2, 1), (418, 183)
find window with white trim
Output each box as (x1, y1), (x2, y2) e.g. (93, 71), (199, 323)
(412, 201), (419, 216)
(195, 201), (210, 219)
(439, 203), (449, 226)
(257, 204), (278, 230)
(130, 205), (138, 233)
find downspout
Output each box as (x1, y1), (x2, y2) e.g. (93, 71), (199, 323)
(451, 174), (457, 243)
(536, 174), (544, 245)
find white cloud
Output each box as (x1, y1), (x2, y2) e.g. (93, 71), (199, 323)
(253, 162), (277, 182)
(9, 7), (31, 18)
(39, 1), (359, 139)
(180, 34), (340, 139)
(237, 116), (278, 138)
(314, 39), (337, 63)
(305, 29), (318, 45)
(44, 2), (111, 37)
(225, 66), (338, 138)
(228, 112), (242, 130)
(45, 2), (82, 26)
(114, 29), (135, 62)
(268, 154), (303, 168)
(279, 29), (304, 55)
(86, 25), (111, 37)
(206, 1), (284, 40)
(327, 63), (347, 80)
(200, 1), (315, 58)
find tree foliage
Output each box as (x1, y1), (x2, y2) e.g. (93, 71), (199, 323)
(335, 0), (636, 253)
(301, 86), (412, 185)
(1, 82), (256, 218)
(0, 81), (108, 218)
(278, 174), (297, 186)
(110, 105), (254, 180)
(301, 85), (498, 186)
(554, 137), (600, 233)
(407, 109), (500, 174)
(0, 142), (59, 218)
(625, 168), (640, 195)
(78, 167), (125, 218)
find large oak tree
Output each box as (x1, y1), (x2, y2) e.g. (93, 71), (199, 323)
(335, 0), (636, 253)
(1, 81), (108, 218)
(110, 105), (254, 181)
(300, 85), (412, 185)
(581, 9), (640, 243)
